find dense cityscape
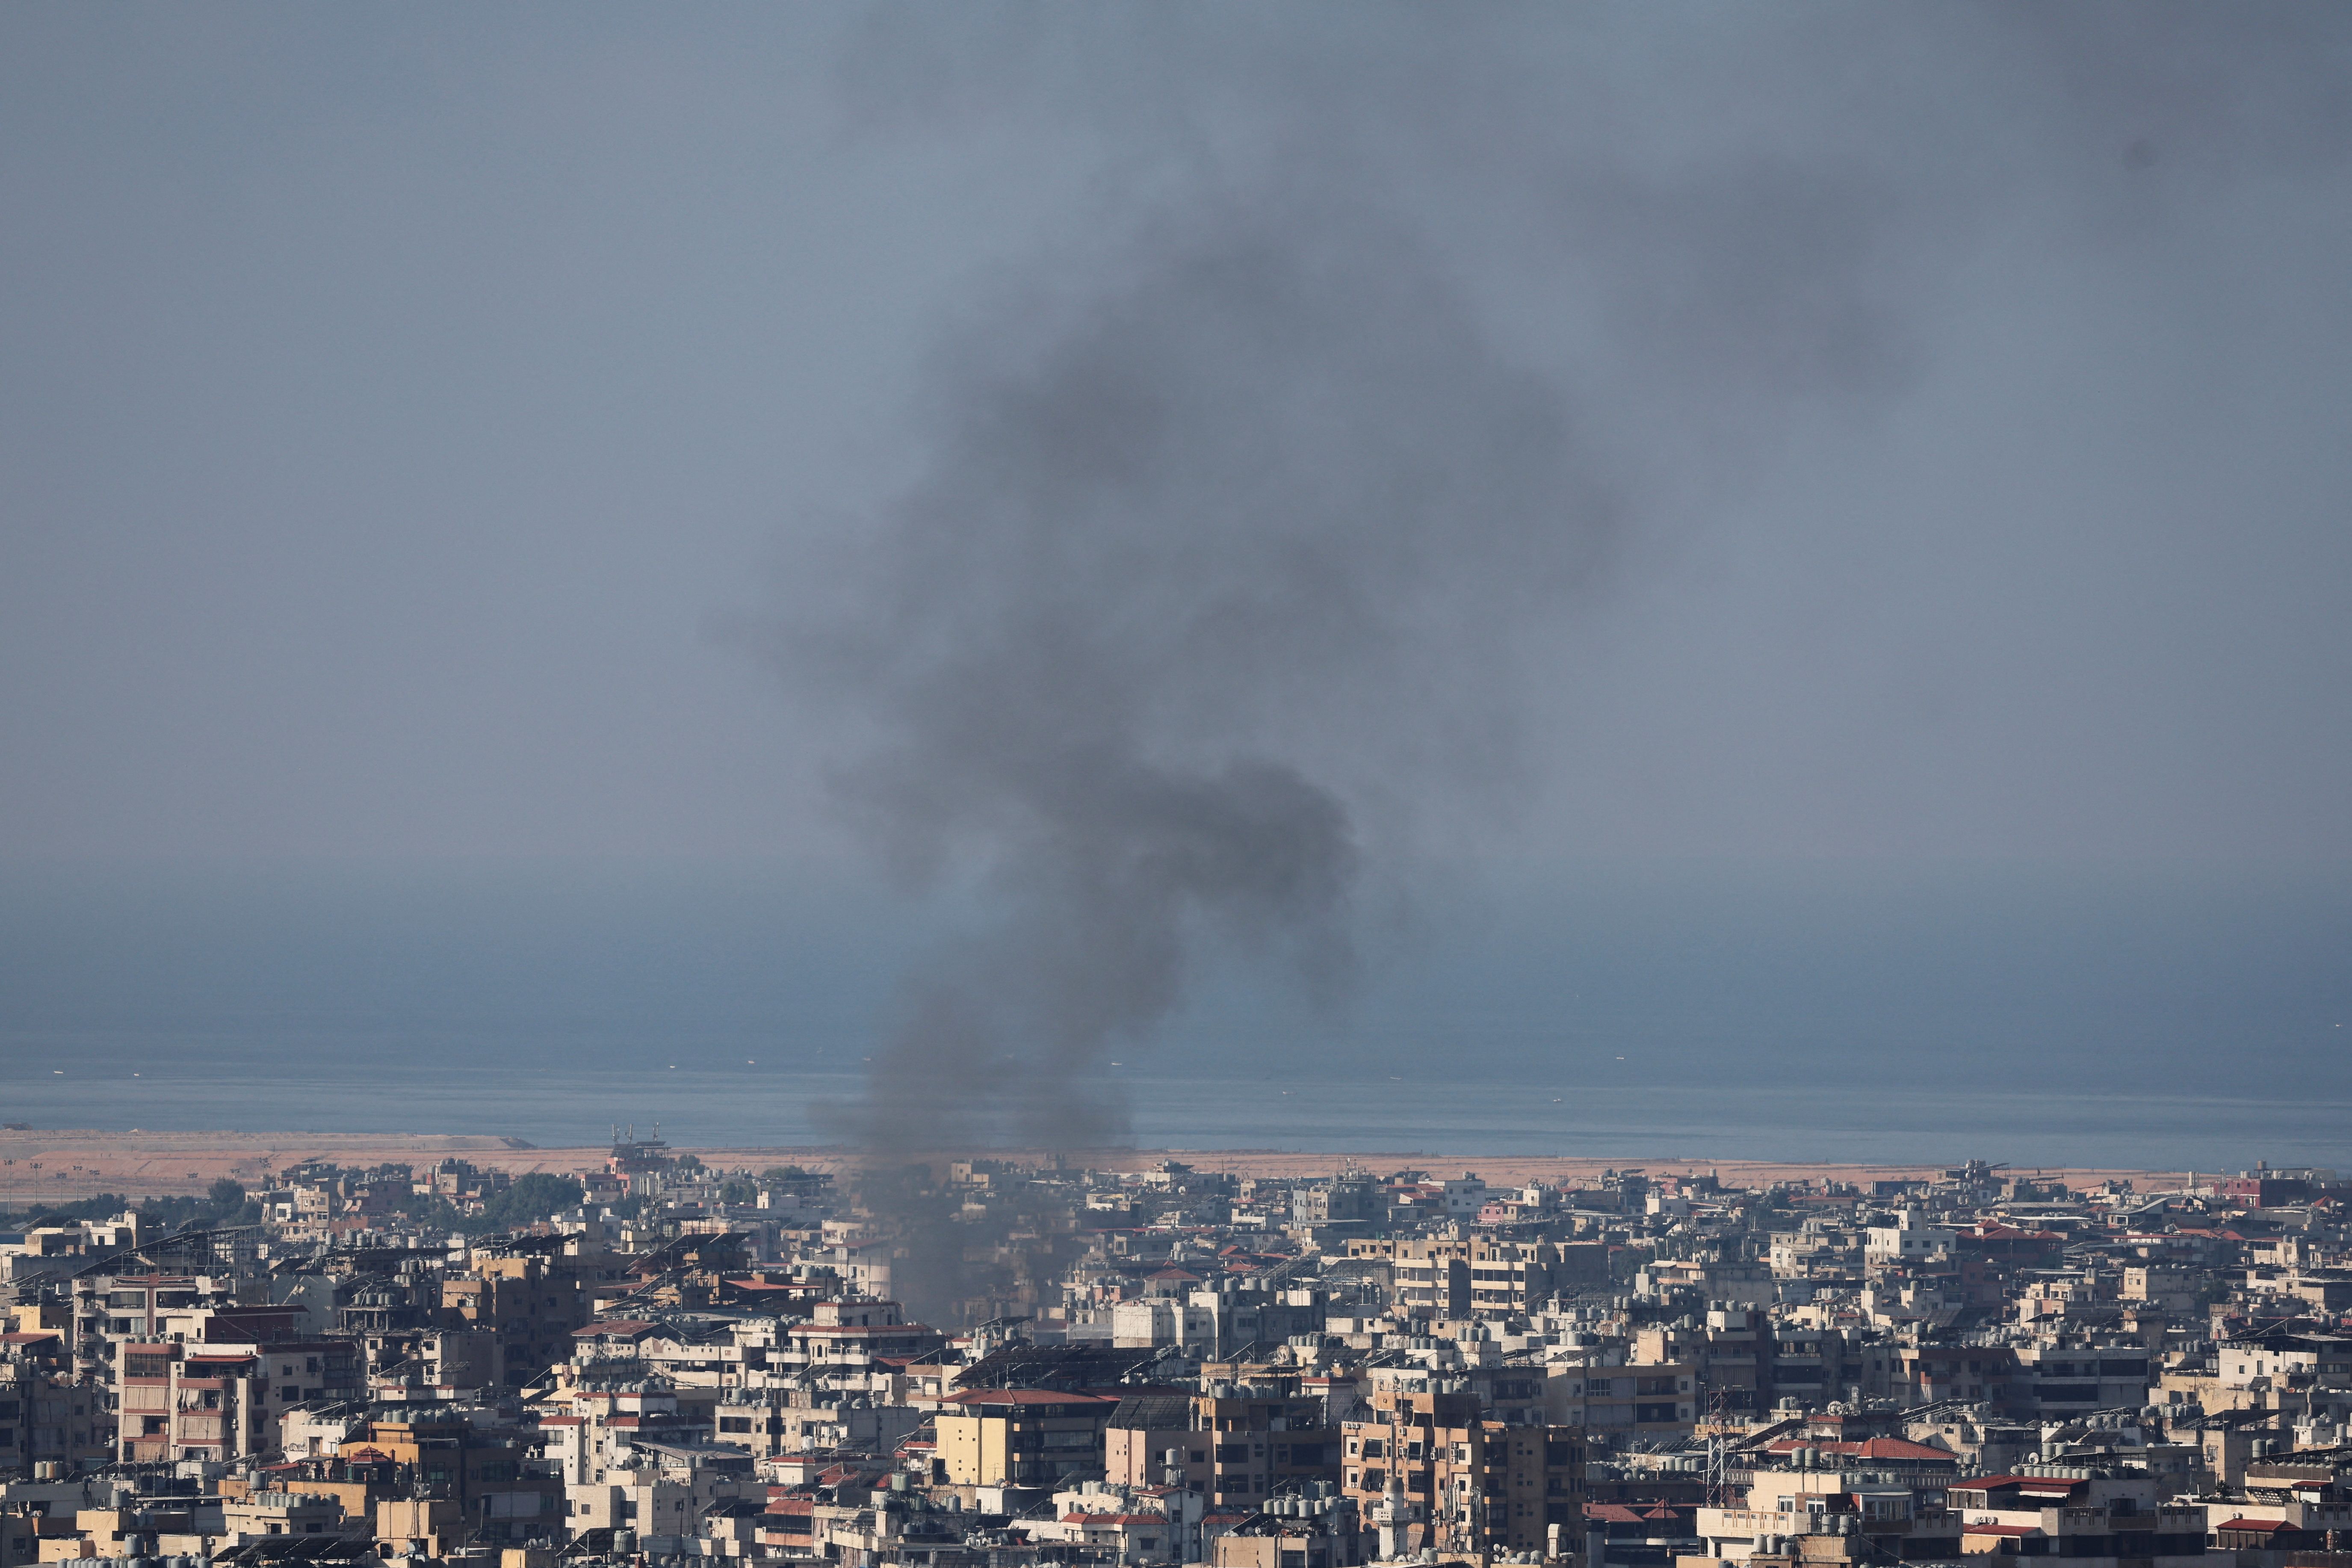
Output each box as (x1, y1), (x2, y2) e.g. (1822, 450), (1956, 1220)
(3, 1136), (2348, 1568)
(7, 10), (2349, 1568)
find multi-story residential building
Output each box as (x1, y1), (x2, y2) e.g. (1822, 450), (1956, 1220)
(540, 1377), (712, 1487)
(440, 1253), (585, 1383)
(1339, 1387), (1584, 1559)
(1765, 1326), (1847, 1409)
(1291, 1175), (1380, 1229)
(1893, 1343), (2020, 1408)
(2011, 1342), (2153, 1418)
(1031, 1480), (1206, 1564)
(0, 1331), (107, 1474)
(769, 1297), (943, 1380)
(113, 1337), (360, 1462)
(69, 1270), (284, 1399)
(1111, 1295), (1217, 1349)
(1564, 1360), (1700, 1435)
(1211, 1494), (1359, 1568)
(934, 1388), (1122, 1490)
(1347, 1238), (1591, 1318)
(1184, 1284), (1324, 1359)
(564, 1439), (754, 1552)
(1864, 1214), (1955, 1270)
(1946, 1471), (2206, 1568)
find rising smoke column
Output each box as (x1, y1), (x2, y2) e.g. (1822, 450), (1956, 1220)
(779, 198), (1609, 1152)
(744, 8), (2352, 1321)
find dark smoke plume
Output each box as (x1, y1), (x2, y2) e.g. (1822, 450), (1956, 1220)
(762, 4), (2352, 1172)
(780, 198), (1605, 1150)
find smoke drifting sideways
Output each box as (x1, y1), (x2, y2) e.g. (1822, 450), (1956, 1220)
(771, 201), (1608, 1155)
(753, 6), (2352, 1175)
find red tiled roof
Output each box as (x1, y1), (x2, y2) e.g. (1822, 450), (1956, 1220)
(1854, 1436), (1955, 1459)
(2213, 1519), (2291, 1533)
(940, 1389), (1117, 1407)
(1963, 1524), (2045, 1538)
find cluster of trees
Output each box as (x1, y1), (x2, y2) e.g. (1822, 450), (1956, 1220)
(392, 1171), (585, 1236)
(5, 1160), (818, 1240)
(6, 1178), (260, 1234)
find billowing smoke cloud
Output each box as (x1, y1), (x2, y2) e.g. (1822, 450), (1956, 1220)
(784, 198), (1604, 1148)
(757, 4), (2352, 1155)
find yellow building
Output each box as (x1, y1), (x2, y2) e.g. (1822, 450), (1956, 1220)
(935, 1389), (1120, 1488)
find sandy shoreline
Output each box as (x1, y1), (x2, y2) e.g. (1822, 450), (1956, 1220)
(0, 1127), (2185, 1206)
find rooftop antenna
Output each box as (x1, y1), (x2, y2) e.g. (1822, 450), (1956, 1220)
(1704, 1388), (1732, 1509)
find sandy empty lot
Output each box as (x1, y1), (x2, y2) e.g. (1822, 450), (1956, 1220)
(0, 1126), (2181, 1207)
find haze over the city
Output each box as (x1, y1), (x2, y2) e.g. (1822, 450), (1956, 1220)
(3, 6), (2349, 1152)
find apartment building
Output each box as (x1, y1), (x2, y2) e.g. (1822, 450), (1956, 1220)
(0, 1332), (107, 1473)
(1338, 1388), (1584, 1559)
(440, 1254), (586, 1382)
(114, 1337), (360, 1462)
(934, 1389), (1121, 1489)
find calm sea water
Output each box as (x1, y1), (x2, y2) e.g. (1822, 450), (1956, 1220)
(2, 860), (2346, 1171)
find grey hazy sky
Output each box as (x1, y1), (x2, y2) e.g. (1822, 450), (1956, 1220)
(6, 3), (2349, 871)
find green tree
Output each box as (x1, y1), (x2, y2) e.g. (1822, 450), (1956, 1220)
(464, 1173), (585, 1234)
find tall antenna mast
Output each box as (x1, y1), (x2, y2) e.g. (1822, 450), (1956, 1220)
(1705, 1386), (1732, 1510)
